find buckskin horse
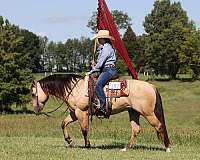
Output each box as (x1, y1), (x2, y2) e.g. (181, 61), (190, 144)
(30, 74), (171, 152)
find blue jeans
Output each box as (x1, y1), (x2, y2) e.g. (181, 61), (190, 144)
(95, 67), (118, 111)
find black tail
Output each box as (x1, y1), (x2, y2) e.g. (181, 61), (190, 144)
(154, 88), (171, 148)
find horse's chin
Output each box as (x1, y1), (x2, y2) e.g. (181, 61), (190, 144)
(34, 112), (40, 116)
(34, 105), (44, 114)
(34, 108), (40, 114)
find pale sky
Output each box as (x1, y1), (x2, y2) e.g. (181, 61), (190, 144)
(0, 0), (199, 42)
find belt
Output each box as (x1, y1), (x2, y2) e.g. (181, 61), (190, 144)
(104, 64), (115, 68)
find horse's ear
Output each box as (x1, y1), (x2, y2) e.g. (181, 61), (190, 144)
(32, 80), (37, 87)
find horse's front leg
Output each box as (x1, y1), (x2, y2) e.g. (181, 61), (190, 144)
(122, 109), (140, 151)
(75, 108), (91, 148)
(61, 111), (77, 147)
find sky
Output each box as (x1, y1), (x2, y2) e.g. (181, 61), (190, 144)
(0, 0), (199, 42)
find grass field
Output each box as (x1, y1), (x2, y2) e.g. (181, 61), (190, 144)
(0, 74), (200, 160)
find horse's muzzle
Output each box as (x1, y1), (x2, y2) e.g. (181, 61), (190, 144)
(34, 105), (42, 114)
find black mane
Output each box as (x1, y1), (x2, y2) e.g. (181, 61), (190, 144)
(38, 74), (84, 98)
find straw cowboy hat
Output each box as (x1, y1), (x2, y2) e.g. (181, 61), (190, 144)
(92, 30), (115, 40)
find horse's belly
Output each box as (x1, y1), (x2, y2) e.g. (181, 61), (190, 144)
(112, 97), (130, 111)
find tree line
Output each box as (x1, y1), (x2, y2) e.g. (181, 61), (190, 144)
(39, 37), (93, 73)
(0, 0), (199, 112)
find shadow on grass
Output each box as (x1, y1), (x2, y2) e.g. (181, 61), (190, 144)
(64, 142), (165, 152)
(133, 144), (165, 151)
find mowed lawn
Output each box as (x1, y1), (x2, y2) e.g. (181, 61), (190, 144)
(0, 75), (200, 160)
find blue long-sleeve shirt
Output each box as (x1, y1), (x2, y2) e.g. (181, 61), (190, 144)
(94, 43), (116, 71)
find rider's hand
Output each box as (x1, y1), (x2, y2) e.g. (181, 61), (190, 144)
(86, 72), (91, 76)
(90, 60), (96, 66)
(86, 70), (93, 76)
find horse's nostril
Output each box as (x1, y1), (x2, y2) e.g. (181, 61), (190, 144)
(34, 106), (41, 113)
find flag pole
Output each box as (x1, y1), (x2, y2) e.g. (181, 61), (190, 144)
(93, 38), (97, 60)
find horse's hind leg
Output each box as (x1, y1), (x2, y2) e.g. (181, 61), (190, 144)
(145, 114), (170, 151)
(122, 109), (140, 151)
(61, 111), (77, 147)
(75, 108), (91, 148)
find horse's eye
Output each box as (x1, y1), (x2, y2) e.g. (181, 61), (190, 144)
(31, 93), (36, 97)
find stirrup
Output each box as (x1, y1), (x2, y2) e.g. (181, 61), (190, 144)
(95, 108), (109, 119)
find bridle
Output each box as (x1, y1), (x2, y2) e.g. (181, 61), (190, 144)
(32, 78), (81, 117)
(33, 80), (62, 117)
(33, 80), (45, 115)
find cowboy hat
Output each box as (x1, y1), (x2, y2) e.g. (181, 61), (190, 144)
(92, 30), (114, 40)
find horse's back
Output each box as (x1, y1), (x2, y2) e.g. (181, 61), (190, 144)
(128, 79), (155, 91)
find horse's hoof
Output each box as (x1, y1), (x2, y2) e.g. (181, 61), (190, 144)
(166, 148), (171, 152)
(68, 141), (75, 148)
(65, 141), (68, 147)
(121, 148), (127, 152)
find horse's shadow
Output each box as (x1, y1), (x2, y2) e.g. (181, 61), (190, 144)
(69, 143), (165, 151)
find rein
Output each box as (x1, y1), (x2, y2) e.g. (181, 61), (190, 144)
(38, 101), (67, 117)
(34, 78), (81, 117)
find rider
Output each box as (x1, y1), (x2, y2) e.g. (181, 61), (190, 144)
(88, 30), (118, 116)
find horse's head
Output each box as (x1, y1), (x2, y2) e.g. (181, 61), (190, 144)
(30, 80), (49, 114)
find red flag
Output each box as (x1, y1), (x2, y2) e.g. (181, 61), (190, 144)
(97, 0), (138, 79)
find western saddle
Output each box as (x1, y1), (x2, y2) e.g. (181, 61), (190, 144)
(86, 74), (129, 119)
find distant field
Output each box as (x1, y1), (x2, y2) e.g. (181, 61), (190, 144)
(0, 74), (200, 160)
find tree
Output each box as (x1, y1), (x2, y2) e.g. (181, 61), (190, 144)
(0, 16), (4, 27)
(43, 41), (57, 72)
(38, 36), (48, 72)
(122, 26), (140, 71)
(116, 58), (128, 75)
(19, 29), (42, 72)
(0, 17), (33, 112)
(143, 0), (194, 79)
(179, 29), (200, 79)
(87, 10), (132, 32)
(189, 30), (200, 78)
(79, 37), (93, 71)
(55, 42), (67, 71)
(65, 39), (82, 72)
(136, 34), (147, 73)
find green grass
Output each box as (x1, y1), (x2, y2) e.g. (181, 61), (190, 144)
(1, 137), (200, 160)
(0, 75), (200, 159)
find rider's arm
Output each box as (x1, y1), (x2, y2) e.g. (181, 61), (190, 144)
(94, 46), (109, 70)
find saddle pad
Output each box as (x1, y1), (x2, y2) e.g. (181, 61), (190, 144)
(105, 80), (129, 98)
